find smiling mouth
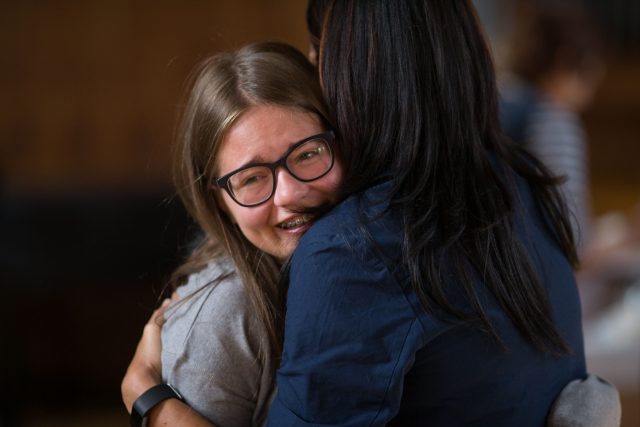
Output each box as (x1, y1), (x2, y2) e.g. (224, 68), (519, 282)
(277, 214), (314, 230)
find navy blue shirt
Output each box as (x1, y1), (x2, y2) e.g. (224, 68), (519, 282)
(267, 177), (585, 426)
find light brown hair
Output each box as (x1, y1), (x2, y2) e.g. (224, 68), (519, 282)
(171, 41), (330, 363)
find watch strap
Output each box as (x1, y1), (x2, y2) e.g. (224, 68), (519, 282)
(130, 383), (183, 427)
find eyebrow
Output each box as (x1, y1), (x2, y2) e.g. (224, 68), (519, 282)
(237, 154), (267, 167)
(220, 140), (299, 176)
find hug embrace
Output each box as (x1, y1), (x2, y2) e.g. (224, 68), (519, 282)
(122, 1), (621, 426)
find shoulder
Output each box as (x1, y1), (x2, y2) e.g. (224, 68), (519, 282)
(163, 257), (256, 353)
(287, 179), (408, 316)
(296, 179), (400, 256)
(178, 257), (239, 296)
(175, 258), (248, 315)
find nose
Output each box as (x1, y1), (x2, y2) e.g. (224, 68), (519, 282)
(272, 168), (309, 207)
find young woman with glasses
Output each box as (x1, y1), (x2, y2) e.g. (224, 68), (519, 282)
(122, 41), (343, 427)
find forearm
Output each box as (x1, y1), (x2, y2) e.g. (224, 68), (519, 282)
(121, 368), (216, 427)
(121, 358), (161, 414)
(147, 399), (216, 427)
(121, 300), (215, 427)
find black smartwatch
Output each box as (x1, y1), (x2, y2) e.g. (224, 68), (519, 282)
(130, 383), (184, 427)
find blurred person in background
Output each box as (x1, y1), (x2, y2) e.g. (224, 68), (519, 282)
(499, 0), (605, 253)
(498, 0), (640, 309)
(498, 1), (640, 404)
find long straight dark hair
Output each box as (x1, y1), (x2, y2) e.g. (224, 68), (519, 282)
(310, 0), (578, 354)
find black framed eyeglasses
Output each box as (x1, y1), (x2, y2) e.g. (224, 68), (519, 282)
(211, 131), (335, 207)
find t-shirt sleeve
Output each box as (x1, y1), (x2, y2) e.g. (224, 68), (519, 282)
(266, 237), (424, 426)
(162, 264), (274, 427)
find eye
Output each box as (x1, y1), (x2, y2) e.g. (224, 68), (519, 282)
(240, 173), (268, 187)
(295, 145), (325, 163)
(230, 167), (271, 190)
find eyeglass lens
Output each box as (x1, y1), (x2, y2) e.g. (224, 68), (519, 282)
(227, 137), (332, 206)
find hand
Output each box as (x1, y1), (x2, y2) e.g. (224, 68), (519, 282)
(121, 299), (171, 413)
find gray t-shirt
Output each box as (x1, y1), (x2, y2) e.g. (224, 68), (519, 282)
(161, 259), (275, 427)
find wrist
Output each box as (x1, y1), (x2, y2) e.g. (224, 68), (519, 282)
(130, 383), (183, 427)
(122, 367), (162, 414)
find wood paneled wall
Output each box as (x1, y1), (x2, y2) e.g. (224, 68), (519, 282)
(0, 0), (309, 191)
(584, 59), (640, 214)
(1, 1), (638, 213)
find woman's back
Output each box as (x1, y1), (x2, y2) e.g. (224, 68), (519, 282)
(272, 169), (585, 426)
(390, 172), (585, 425)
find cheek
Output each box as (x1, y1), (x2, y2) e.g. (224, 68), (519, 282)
(325, 162), (344, 195)
(309, 168), (343, 204)
(225, 200), (272, 240)
(217, 192), (234, 221)
(219, 193), (238, 224)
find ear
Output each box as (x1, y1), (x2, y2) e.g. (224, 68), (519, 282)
(308, 42), (318, 67)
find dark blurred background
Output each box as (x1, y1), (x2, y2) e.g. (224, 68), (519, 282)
(0, 1), (638, 426)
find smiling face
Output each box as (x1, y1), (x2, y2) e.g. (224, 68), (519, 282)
(215, 104), (343, 261)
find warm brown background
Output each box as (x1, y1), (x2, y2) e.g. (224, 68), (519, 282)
(1, 1), (310, 426)
(1, 1), (638, 426)
(1, 0), (310, 192)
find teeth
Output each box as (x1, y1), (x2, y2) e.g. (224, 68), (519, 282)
(279, 214), (313, 229)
